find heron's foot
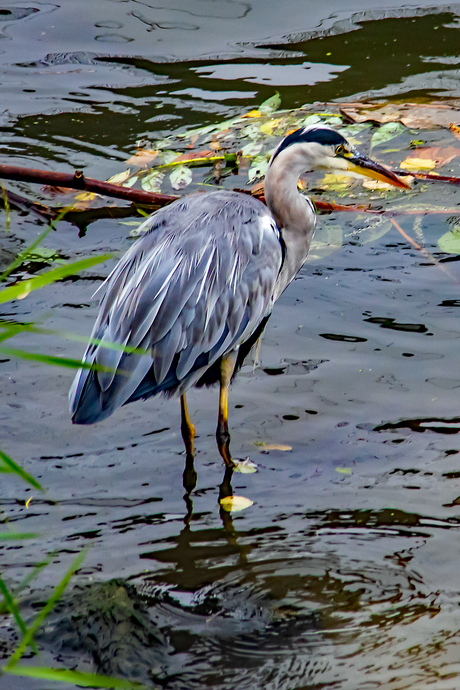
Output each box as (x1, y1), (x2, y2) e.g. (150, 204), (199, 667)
(216, 424), (235, 468)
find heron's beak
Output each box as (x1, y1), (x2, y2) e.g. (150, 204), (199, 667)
(344, 151), (411, 189)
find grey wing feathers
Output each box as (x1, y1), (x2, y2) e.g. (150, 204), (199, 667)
(69, 191), (282, 423)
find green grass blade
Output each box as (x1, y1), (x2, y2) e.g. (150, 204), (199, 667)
(0, 557), (47, 616)
(0, 346), (125, 374)
(0, 207), (72, 283)
(0, 186), (11, 233)
(0, 578), (37, 654)
(0, 450), (43, 490)
(0, 533), (38, 541)
(0, 254), (111, 304)
(6, 550), (87, 668)
(3, 665), (149, 688)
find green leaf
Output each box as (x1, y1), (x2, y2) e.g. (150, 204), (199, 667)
(258, 92), (281, 116)
(106, 170), (132, 185)
(0, 533), (38, 540)
(0, 346), (121, 373)
(3, 665), (147, 689)
(0, 254), (111, 304)
(141, 170), (165, 193)
(438, 226), (460, 254)
(0, 450), (42, 490)
(170, 164), (192, 190)
(302, 114), (321, 126)
(241, 141), (263, 157)
(0, 578), (35, 652)
(371, 121), (405, 149)
(248, 154), (269, 183)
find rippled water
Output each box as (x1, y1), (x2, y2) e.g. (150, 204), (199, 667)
(1, 2), (460, 689)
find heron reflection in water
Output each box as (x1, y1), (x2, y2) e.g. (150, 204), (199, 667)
(70, 126), (409, 471)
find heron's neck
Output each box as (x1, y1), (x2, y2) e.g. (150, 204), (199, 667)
(264, 147), (317, 295)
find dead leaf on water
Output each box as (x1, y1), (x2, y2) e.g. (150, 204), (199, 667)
(126, 149), (159, 167)
(106, 169), (132, 185)
(219, 495), (254, 512)
(400, 146), (460, 171)
(341, 102), (460, 129)
(254, 442), (292, 451)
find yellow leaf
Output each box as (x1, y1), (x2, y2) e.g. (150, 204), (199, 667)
(259, 118), (281, 135)
(74, 191), (98, 201)
(400, 157), (436, 171)
(219, 495), (254, 512)
(106, 169), (132, 185)
(336, 467), (352, 474)
(25, 496), (32, 509)
(255, 442), (292, 451)
(242, 110), (261, 118)
(322, 173), (352, 191)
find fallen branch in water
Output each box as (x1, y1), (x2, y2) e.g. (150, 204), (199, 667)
(0, 164), (179, 208)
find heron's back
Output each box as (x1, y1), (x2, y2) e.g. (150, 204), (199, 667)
(70, 190), (283, 424)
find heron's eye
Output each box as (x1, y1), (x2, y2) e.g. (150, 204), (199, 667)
(335, 144), (345, 155)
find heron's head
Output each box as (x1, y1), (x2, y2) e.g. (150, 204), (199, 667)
(270, 125), (410, 189)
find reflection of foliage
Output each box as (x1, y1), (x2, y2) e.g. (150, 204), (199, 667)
(0, 552), (145, 688)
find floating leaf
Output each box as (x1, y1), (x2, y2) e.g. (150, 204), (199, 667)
(219, 495), (254, 512)
(0, 254), (111, 304)
(400, 146), (460, 171)
(255, 442), (292, 451)
(248, 154), (269, 183)
(170, 164), (193, 190)
(321, 173), (353, 192)
(302, 114), (322, 127)
(74, 191), (98, 201)
(106, 169), (131, 185)
(241, 141), (263, 157)
(126, 149), (159, 166)
(0, 532), (38, 540)
(258, 92), (281, 116)
(172, 149), (216, 163)
(233, 459), (258, 473)
(400, 157), (437, 172)
(336, 467), (352, 474)
(141, 170), (165, 193)
(161, 150), (180, 164)
(371, 122), (405, 148)
(438, 226), (460, 254)
(341, 103), (460, 128)
(122, 177), (137, 188)
(242, 109), (261, 118)
(323, 116), (342, 126)
(259, 118), (282, 135)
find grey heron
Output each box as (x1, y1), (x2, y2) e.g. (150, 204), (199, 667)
(69, 125), (409, 466)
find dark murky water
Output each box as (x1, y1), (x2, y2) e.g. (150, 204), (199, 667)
(1, 2), (460, 688)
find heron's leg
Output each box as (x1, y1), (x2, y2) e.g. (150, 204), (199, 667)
(180, 393), (196, 459)
(216, 351), (238, 468)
